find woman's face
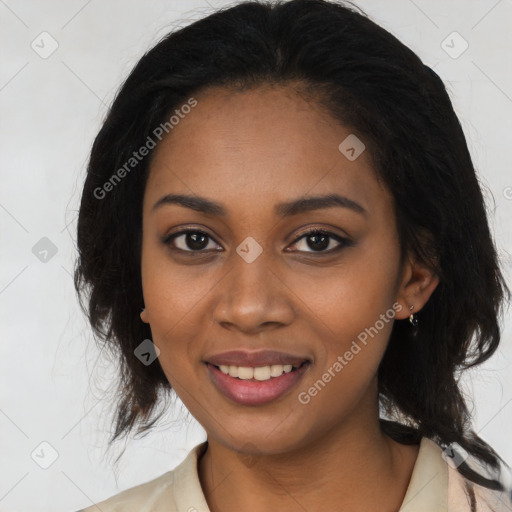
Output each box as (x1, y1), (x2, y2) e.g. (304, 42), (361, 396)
(141, 84), (414, 454)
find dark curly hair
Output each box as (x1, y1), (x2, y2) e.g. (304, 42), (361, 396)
(74, 0), (511, 493)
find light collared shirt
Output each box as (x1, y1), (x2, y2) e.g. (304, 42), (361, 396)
(77, 437), (512, 511)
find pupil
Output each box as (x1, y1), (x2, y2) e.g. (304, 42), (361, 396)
(308, 233), (329, 251)
(188, 232), (208, 250)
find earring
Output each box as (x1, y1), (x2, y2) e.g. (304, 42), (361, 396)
(409, 305), (419, 327)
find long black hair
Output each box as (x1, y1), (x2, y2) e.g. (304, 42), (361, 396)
(74, 0), (511, 495)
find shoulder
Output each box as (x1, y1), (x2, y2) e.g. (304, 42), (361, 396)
(401, 437), (512, 511)
(440, 439), (512, 512)
(75, 441), (209, 512)
(77, 470), (175, 512)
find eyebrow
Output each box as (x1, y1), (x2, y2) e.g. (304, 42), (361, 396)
(152, 193), (366, 217)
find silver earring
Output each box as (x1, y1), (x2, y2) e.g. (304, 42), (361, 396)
(409, 305), (418, 327)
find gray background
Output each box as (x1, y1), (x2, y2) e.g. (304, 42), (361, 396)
(1, 1), (511, 511)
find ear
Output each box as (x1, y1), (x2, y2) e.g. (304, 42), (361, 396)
(394, 251), (439, 320)
(140, 307), (150, 323)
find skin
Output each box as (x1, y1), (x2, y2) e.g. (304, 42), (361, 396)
(140, 83), (439, 512)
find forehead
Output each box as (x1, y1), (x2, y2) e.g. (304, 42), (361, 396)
(145, 84), (390, 218)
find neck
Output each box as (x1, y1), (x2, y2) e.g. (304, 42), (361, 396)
(197, 406), (419, 512)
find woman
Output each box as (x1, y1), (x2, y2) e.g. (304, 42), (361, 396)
(74, 0), (512, 510)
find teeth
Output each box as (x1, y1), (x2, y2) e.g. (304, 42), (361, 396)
(217, 363), (299, 381)
(238, 366), (254, 380)
(254, 366), (270, 380)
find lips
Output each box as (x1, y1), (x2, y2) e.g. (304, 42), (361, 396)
(206, 358), (311, 405)
(204, 349), (310, 367)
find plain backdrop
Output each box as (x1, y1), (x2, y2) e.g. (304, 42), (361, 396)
(1, 1), (511, 511)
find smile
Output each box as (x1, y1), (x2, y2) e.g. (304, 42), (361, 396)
(215, 363), (303, 381)
(205, 360), (310, 406)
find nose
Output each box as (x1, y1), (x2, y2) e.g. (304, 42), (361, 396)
(212, 246), (295, 334)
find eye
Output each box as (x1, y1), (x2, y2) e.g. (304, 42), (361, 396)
(163, 227), (352, 255)
(288, 229), (351, 254)
(163, 229), (222, 253)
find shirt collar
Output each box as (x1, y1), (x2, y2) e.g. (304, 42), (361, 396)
(399, 437), (448, 511)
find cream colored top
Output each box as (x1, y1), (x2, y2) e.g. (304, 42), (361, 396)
(77, 437), (512, 511)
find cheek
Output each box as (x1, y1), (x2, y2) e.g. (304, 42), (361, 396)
(141, 231), (209, 328)
(299, 237), (400, 385)
(301, 244), (399, 337)
(297, 287), (395, 417)
(140, 241), (199, 372)
(315, 295), (394, 389)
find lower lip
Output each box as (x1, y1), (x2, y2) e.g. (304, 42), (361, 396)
(206, 362), (310, 406)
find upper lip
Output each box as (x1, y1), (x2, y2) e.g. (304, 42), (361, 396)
(205, 350), (310, 367)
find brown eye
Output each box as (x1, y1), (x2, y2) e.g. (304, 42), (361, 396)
(163, 229), (222, 253)
(289, 229), (352, 254)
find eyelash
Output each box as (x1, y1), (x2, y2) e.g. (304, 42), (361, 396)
(162, 227), (352, 256)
